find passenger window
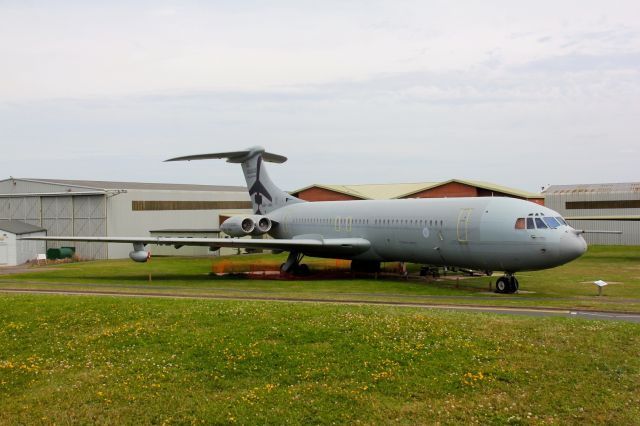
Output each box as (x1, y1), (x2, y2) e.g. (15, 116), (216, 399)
(543, 217), (560, 229)
(526, 218), (535, 229)
(514, 218), (525, 229)
(535, 218), (548, 229)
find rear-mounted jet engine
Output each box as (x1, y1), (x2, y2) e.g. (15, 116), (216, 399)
(220, 215), (272, 237)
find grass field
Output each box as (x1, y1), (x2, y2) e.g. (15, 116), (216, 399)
(0, 295), (638, 425)
(2, 245), (640, 312)
(0, 246), (639, 424)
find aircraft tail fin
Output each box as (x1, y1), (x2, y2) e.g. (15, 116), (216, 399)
(166, 146), (304, 214)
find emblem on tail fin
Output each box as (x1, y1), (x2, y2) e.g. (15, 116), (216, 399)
(249, 157), (272, 214)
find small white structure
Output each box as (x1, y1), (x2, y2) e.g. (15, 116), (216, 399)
(0, 220), (46, 266)
(593, 279), (608, 296)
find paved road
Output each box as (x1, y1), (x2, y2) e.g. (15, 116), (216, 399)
(2, 286), (639, 323)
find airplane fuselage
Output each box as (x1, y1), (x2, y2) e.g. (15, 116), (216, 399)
(22, 147), (587, 294)
(268, 196), (586, 273)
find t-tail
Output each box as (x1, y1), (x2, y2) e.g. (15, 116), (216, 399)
(166, 146), (304, 214)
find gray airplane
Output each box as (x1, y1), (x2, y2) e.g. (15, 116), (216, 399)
(22, 146), (587, 293)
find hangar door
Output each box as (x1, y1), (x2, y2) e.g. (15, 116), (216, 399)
(41, 195), (107, 260)
(0, 197), (42, 227)
(73, 196), (107, 260)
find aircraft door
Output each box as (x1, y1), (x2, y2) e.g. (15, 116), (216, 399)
(457, 208), (473, 243)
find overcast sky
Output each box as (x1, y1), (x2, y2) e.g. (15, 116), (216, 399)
(1, 1), (639, 193)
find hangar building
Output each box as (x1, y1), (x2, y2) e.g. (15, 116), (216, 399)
(543, 182), (640, 245)
(292, 179), (544, 204)
(0, 178), (252, 260)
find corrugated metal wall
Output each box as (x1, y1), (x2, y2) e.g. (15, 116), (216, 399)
(0, 195), (107, 259)
(73, 196), (107, 259)
(566, 220), (638, 245)
(544, 183), (640, 246)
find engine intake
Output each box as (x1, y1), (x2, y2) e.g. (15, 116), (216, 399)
(221, 215), (272, 237)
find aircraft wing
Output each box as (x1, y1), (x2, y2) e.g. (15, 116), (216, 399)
(19, 235), (371, 257)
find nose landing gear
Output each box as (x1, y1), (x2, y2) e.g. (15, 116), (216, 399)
(495, 274), (519, 294)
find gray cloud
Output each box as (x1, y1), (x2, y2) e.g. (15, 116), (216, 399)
(1, 1), (639, 192)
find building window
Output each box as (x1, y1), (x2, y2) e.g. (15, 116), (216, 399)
(132, 201), (252, 211)
(566, 200), (640, 209)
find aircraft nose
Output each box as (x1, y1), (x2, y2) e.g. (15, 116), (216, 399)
(559, 231), (587, 262)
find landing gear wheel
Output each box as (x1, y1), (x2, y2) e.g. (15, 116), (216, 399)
(510, 277), (519, 293)
(495, 277), (509, 294)
(296, 264), (310, 276)
(281, 261), (310, 276)
(281, 252), (305, 274)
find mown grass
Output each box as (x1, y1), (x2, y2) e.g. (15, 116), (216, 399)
(0, 295), (638, 425)
(2, 246), (640, 312)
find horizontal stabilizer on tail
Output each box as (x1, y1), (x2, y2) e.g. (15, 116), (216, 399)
(166, 145), (302, 215)
(165, 146), (286, 164)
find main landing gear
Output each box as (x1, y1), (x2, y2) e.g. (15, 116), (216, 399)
(495, 273), (519, 294)
(280, 252), (310, 276)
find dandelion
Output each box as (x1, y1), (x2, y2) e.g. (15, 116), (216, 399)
(462, 371), (487, 387)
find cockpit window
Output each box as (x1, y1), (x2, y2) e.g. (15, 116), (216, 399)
(534, 217), (548, 229)
(543, 217), (560, 229)
(515, 218), (525, 229)
(526, 218), (535, 229)
(555, 217), (567, 226)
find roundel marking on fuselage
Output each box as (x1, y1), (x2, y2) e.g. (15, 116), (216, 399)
(422, 227), (430, 239)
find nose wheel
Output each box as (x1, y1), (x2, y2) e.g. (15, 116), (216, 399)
(495, 274), (519, 294)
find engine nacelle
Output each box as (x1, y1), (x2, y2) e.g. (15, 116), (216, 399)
(221, 215), (272, 237)
(253, 216), (272, 234)
(129, 242), (150, 262)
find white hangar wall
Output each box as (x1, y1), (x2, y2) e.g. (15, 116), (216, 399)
(106, 187), (251, 259)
